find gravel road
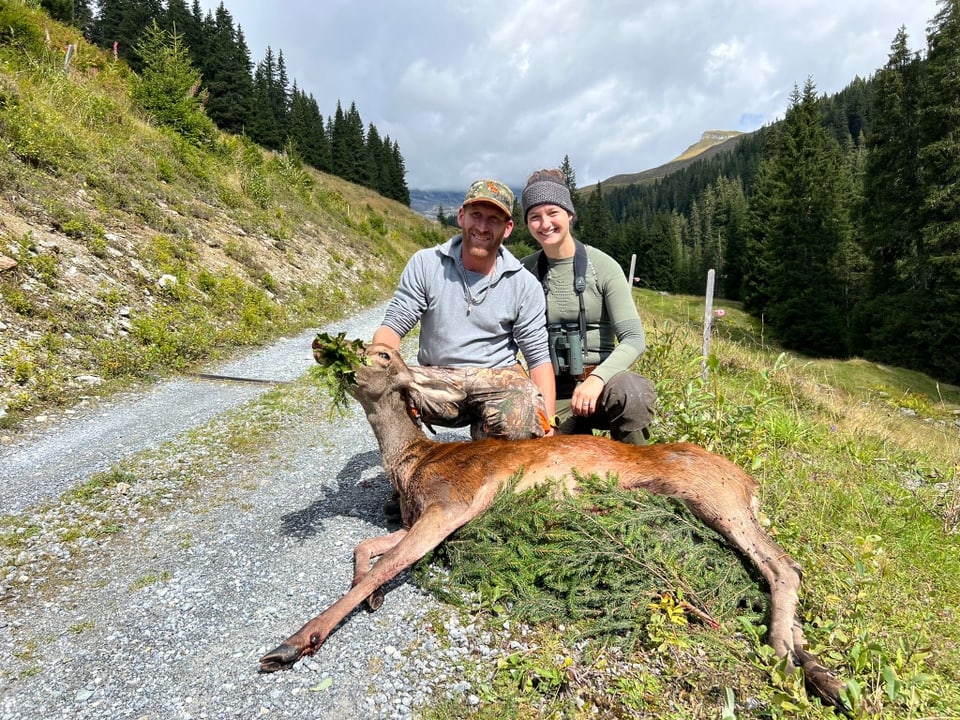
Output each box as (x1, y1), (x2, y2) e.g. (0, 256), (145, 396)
(0, 304), (494, 719)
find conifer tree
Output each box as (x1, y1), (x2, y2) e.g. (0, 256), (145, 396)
(112, 0), (164, 72)
(248, 47), (283, 150)
(130, 20), (215, 144)
(199, 3), (252, 135)
(162, 0), (199, 55)
(329, 100), (349, 178)
(288, 86), (329, 172)
(559, 154), (586, 219)
(626, 212), (679, 291)
(743, 80), (853, 356)
(388, 139), (410, 205)
(916, 0), (960, 381)
(72, 0), (96, 30)
(580, 182), (617, 259)
(363, 122), (384, 191)
(712, 176), (749, 300)
(272, 49), (290, 143)
(854, 27), (925, 366)
(341, 102), (367, 185)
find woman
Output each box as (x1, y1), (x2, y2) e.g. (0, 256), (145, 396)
(520, 169), (656, 444)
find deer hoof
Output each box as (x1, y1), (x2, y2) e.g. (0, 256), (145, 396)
(366, 588), (385, 611)
(258, 643), (301, 673)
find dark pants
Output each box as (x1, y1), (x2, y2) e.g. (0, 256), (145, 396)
(555, 371), (656, 444)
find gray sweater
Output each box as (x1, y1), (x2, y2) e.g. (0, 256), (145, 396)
(382, 235), (551, 369)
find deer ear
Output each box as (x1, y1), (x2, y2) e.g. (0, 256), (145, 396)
(405, 367), (467, 419)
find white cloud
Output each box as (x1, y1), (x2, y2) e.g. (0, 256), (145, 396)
(201, 0), (940, 190)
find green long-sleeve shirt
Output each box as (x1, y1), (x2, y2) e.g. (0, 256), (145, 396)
(521, 244), (645, 385)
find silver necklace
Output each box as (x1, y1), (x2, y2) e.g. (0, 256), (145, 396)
(457, 259), (492, 316)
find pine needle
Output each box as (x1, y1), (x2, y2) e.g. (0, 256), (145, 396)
(415, 475), (768, 651)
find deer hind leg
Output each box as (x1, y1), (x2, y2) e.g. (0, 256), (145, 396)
(622, 458), (802, 662)
(659, 468), (846, 707)
(704, 512), (846, 706)
(694, 498), (802, 661)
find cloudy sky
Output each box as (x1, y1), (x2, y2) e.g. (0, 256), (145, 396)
(199, 0), (939, 191)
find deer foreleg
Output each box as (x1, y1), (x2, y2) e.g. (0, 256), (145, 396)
(353, 529), (408, 611)
(258, 504), (471, 673)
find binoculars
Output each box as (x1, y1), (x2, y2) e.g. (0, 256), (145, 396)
(548, 322), (584, 376)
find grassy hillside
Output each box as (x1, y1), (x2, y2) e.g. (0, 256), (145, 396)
(0, 1), (443, 432)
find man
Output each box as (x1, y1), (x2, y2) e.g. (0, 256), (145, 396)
(372, 179), (556, 446)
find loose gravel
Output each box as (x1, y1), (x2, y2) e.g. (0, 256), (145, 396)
(0, 304), (504, 720)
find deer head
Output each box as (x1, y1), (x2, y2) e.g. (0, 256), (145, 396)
(351, 344), (467, 421)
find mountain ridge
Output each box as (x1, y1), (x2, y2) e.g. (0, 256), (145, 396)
(408, 130), (748, 216)
(588, 130), (747, 192)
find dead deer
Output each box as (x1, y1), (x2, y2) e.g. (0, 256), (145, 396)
(259, 343), (845, 708)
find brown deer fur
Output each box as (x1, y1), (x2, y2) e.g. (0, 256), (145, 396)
(259, 343), (845, 707)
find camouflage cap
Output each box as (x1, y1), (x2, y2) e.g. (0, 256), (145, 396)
(462, 179), (514, 218)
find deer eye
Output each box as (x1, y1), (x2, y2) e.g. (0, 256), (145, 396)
(378, 351), (390, 361)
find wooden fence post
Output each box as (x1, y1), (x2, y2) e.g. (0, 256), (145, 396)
(701, 269), (715, 383)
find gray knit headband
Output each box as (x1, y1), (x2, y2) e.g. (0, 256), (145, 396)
(521, 180), (575, 221)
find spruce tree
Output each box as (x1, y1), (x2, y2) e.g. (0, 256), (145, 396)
(559, 154), (586, 219)
(743, 80), (853, 357)
(363, 122), (383, 191)
(580, 182), (616, 258)
(916, 0), (960, 381)
(272, 49), (290, 144)
(162, 0), (199, 55)
(248, 47), (282, 150)
(130, 20), (215, 144)
(388, 139), (410, 205)
(288, 87), (329, 172)
(200, 4), (252, 135)
(854, 27), (925, 367)
(342, 102), (367, 185)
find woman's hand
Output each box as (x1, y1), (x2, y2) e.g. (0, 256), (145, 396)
(572, 375), (604, 416)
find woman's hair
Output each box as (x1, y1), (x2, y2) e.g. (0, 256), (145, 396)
(521, 168), (575, 220)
